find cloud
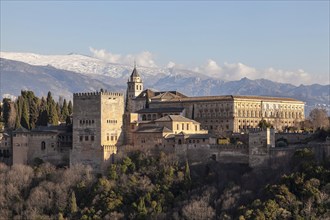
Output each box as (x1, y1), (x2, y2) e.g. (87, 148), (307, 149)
(194, 59), (318, 85)
(89, 47), (157, 68)
(89, 47), (323, 85)
(167, 61), (176, 68)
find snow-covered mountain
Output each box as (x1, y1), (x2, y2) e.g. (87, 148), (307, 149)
(1, 52), (329, 114)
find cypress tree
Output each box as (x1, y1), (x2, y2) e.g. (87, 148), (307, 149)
(184, 160), (191, 190)
(37, 97), (48, 126)
(2, 98), (10, 123)
(20, 99), (30, 129)
(56, 102), (61, 121)
(14, 102), (21, 129)
(68, 100), (73, 115)
(69, 191), (78, 214)
(46, 91), (53, 107)
(61, 99), (69, 122)
(48, 102), (59, 125)
(29, 97), (39, 129)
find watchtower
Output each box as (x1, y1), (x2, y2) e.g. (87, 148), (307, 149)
(71, 91), (124, 172)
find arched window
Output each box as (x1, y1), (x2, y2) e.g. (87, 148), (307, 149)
(142, 115), (147, 121)
(41, 141), (46, 150)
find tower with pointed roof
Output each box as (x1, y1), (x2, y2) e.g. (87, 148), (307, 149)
(126, 63), (143, 113)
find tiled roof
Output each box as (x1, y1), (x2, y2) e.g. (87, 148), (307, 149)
(135, 89), (187, 100)
(136, 107), (184, 113)
(155, 115), (199, 123)
(164, 133), (212, 139)
(135, 125), (172, 133)
(148, 94), (302, 103)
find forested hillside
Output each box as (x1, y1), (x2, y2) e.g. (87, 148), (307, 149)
(0, 148), (329, 219)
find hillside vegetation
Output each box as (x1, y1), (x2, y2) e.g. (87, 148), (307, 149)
(0, 148), (329, 219)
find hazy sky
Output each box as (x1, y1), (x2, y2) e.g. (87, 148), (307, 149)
(1, 1), (329, 85)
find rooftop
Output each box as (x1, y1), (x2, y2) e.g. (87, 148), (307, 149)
(136, 107), (184, 114)
(148, 94), (303, 103)
(135, 125), (172, 133)
(155, 115), (199, 123)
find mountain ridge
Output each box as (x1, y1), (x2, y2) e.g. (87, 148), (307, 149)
(0, 52), (329, 114)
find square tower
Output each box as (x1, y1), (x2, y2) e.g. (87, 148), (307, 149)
(71, 91), (124, 172)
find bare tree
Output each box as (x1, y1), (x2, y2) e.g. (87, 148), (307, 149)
(182, 199), (216, 220)
(309, 108), (329, 131)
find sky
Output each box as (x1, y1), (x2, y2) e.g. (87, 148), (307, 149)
(0, 1), (329, 85)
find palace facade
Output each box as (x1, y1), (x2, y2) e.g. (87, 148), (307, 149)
(126, 67), (305, 136)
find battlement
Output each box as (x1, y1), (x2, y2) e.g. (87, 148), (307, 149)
(73, 91), (123, 97)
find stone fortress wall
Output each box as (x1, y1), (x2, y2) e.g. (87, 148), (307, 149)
(71, 91), (124, 172)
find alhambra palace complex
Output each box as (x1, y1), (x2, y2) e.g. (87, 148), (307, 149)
(1, 67), (329, 172)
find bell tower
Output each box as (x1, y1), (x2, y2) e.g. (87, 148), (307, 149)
(124, 63), (144, 145)
(127, 63), (143, 100)
(126, 63), (143, 113)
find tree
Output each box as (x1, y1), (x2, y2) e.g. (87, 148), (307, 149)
(15, 103), (21, 129)
(56, 103), (61, 121)
(20, 100), (30, 129)
(48, 102), (59, 125)
(29, 97), (39, 129)
(61, 99), (69, 122)
(68, 100), (73, 115)
(2, 99), (16, 128)
(258, 119), (272, 130)
(37, 97), (48, 126)
(309, 108), (329, 131)
(68, 191), (78, 214)
(184, 160), (191, 190)
(137, 197), (147, 217)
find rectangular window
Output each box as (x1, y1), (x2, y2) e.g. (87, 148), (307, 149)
(187, 124), (189, 130)
(85, 136), (89, 141)
(177, 124), (179, 130)
(182, 123), (184, 130)
(195, 125), (197, 131)
(107, 136), (109, 141)
(80, 136), (83, 141)
(91, 136), (94, 141)
(111, 136), (114, 141)
(115, 136), (117, 141)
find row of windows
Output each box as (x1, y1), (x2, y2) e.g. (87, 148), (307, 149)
(79, 119), (95, 125)
(141, 113), (179, 121)
(107, 136), (118, 141)
(0, 142), (8, 147)
(106, 120), (118, 124)
(205, 119), (229, 123)
(237, 110), (302, 119)
(0, 149), (10, 158)
(175, 123), (198, 131)
(236, 103), (303, 109)
(198, 103), (231, 108)
(204, 125), (229, 130)
(79, 136), (95, 142)
(58, 135), (72, 142)
(128, 85), (142, 90)
(199, 108), (231, 113)
(197, 112), (231, 118)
